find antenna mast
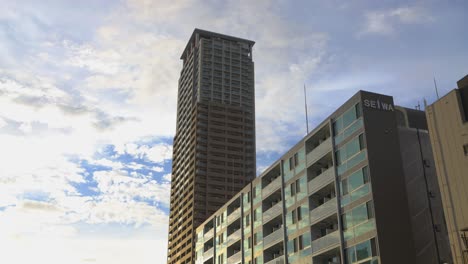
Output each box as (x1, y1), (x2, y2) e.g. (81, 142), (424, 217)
(304, 84), (309, 134)
(433, 77), (440, 99)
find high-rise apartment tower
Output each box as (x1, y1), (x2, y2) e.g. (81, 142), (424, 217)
(167, 29), (256, 264)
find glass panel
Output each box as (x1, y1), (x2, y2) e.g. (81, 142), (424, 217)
(350, 184), (370, 202)
(346, 137), (361, 158)
(352, 204), (369, 226)
(346, 247), (357, 263)
(296, 147), (305, 172)
(348, 169), (364, 192)
(297, 175), (307, 201)
(354, 219), (376, 238)
(343, 106), (357, 128)
(284, 165), (294, 182)
(356, 240), (372, 261)
(346, 150), (366, 171)
(287, 239), (295, 256)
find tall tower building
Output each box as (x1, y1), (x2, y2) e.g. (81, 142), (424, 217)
(426, 74), (468, 264)
(167, 29), (256, 264)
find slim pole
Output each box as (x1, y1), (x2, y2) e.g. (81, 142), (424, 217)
(304, 84), (309, 134)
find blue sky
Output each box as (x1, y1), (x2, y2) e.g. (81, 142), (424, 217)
(0, 1), (467, 263)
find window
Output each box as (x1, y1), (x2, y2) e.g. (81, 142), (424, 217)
(294, 153), (299, 166)
(290, 179), (301, 196)
(291, 206), (303, 224)
(289, 157), (294, 170)
(253, 232), (261, 245)
(292, 235), (304, 253)
(245, 214), (250, 227)
(345, 238), (377, 264)
(340, 167), (369, 197)
(218, 253), (224, 264)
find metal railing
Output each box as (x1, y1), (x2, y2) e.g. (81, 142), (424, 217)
(263, 229), (283, 248)
(264, 255), (285, 264)
(263, 202), (283, 224)
(227, 251), (242, 264)
(262, 177), (282, 198)
(306, 137), (332, 166)
(227, 229), (241, 245)
(203, 247), (214, 259)
(311, 230), (340, 254)
(309, 197), (337, 225)
(308, 168), (335, 195)
(204, 228), (214, 240)
(227, 208), (241, 223)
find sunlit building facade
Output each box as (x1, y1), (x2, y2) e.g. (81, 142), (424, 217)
(194, 90), (451, 264)
(167, 29), (256, 264)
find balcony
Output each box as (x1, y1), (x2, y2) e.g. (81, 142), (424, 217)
(263, 229), (283, 249)
(262, 177), (282, 198)
(311, 230), (340, 254)
(309, 197), (338, 225)
(263, 202), (283, 224)
(227, 251), (241, 264)
(264, 255), (285, 264)
(204, 228), (214, 240)
(227, 208), (241, 223)
(308, 168), (335, 195)
(203, 247), (214, 260)
(227, 229), (241, 245)
(306, 138), (332, 166)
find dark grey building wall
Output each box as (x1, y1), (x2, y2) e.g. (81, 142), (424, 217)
(360, 91), (416, 264)
(399, 127), (453, 264)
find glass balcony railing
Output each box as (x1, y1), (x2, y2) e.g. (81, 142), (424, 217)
(263, 202), (283, 223)
(306, 138), (332, 166)
(262, 177), (282, 198)
(203, 247), (214, 259)
(311, 230), (340, 254)
(263, 229), (283, 249)
(227, 251), (242, 264)
(227, 229), (241, 245)
(227, 208), (241, 223)
(308, 168), (335, 195)
(309, 197), (338, 225)
(265, 255), (285, 264)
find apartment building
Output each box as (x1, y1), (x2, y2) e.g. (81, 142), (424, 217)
(426, 74), (468, 264)
(194, 90), (451, 264)
(167, 29), (256, 264)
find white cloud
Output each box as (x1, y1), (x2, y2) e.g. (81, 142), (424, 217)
(162, 173), (171, 182)
(360, 6), (433, 36)
(116, 143), (173, 164)
(0, 238), (167, 264)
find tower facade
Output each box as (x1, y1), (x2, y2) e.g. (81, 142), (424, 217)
(167, 29), (256, 264)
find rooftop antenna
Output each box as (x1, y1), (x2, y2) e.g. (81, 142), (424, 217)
(304, 84), (309, 134)
(433, 77), (440, 99)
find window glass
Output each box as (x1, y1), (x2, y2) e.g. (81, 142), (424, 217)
(336, 149), (344, 165)
(343, 107), (357, 128)
(348, 170), (365, 192)
(352, 204), (369, 226)
(346, 137), (361, 158)
(356, 240), (372, 261)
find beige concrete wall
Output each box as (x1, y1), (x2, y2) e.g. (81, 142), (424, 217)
(426, 89), (468, 264)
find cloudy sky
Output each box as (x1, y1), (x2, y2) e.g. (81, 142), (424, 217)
(0, 0), (467, 263)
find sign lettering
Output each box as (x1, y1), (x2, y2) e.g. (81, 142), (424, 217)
(363, 99), (394, 111)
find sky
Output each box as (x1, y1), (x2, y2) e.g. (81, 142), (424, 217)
(0, 0), (467, 263)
